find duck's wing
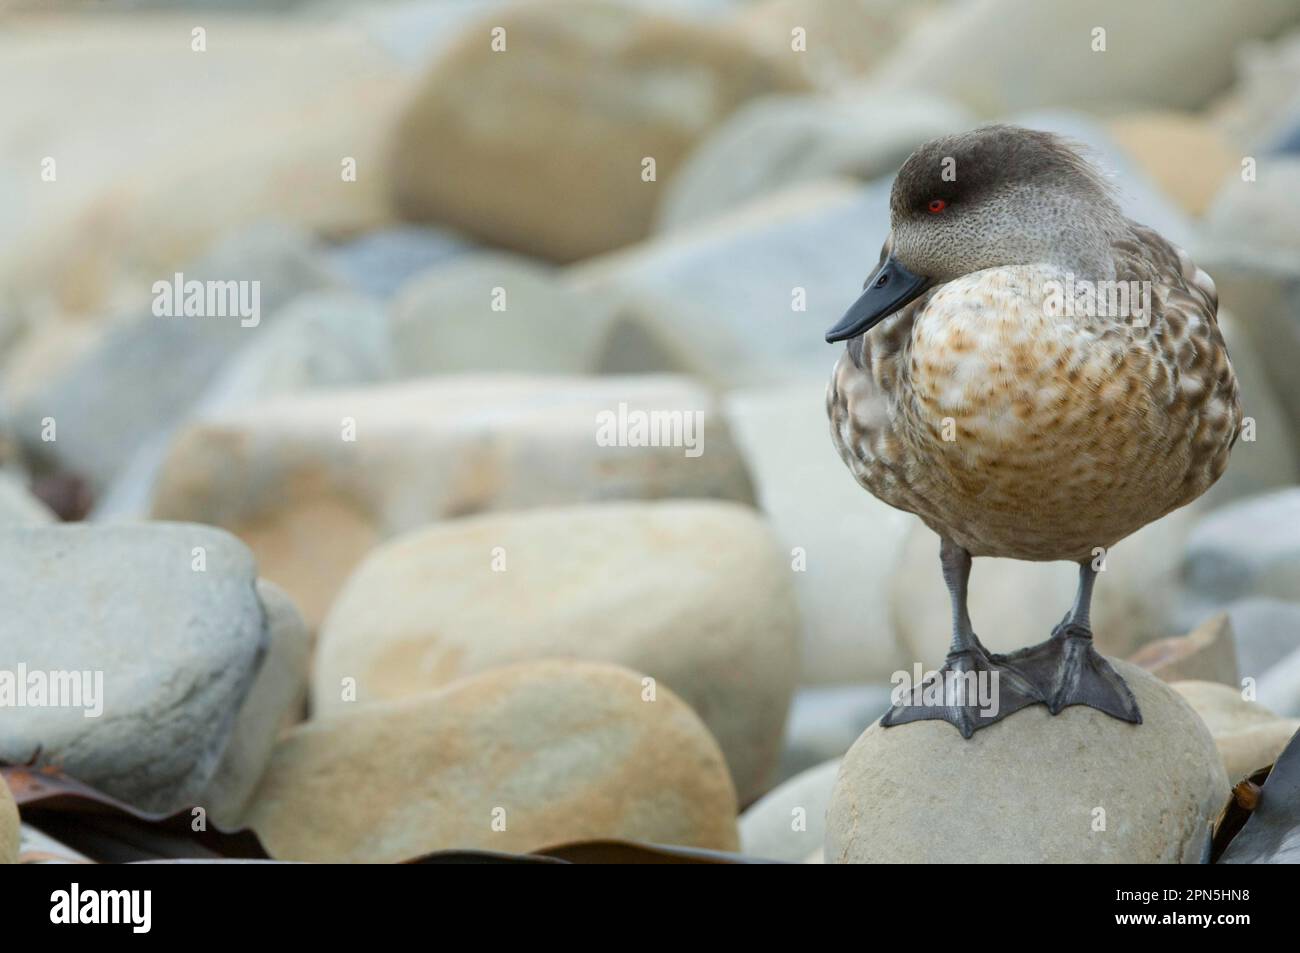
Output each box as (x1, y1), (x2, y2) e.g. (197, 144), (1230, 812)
(1113, 222), (1243, 504)
(1113, 222), (1218, 328)
(826, 282), (939, 523)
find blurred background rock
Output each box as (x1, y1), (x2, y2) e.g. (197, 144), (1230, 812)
(2, 0), (1300, 862)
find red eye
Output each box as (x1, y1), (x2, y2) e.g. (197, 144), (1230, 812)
(927, 198), (947, 214)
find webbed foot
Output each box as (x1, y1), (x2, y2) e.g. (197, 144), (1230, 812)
(1003, 622), (1142, 723)
(882, 645), (1044, 738)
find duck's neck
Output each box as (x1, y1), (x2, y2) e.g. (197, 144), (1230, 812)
(1043, 193), (1127, 284)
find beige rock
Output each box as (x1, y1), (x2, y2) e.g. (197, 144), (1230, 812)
(826, 662), (1228, 863)
(1128, 614), (1239, 687)
(390, 252), (616, 375)
(728, 0), (939, 87)
(151, 374), (754, 629)
(314, 501), (797, 804)
(1211, 28), (1300, 153)
(245, 660), (740, 862)
(873, 0), (1300, 117)
(0, 775), (17, 864)
(0, 472), (54, 524)
(0, 16), (407, 319)
(890, 506), (1198, 669)
(388, 0), (809, 262)
(0, 314), (104, 410)
(1107, 113), (1238, 217)
(891, 522), (1077, 667)
(1173, 680), (1300, 782)
(724, 381), (912, 682)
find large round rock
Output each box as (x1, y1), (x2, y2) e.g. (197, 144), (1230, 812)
(825, 661), (1227, 863)
(0, 776), (17, 864)
(245, 660), (739, 862)
(388, 0), (808, 261)
(314, 501), (799, 804)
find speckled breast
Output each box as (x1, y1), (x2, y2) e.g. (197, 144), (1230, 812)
(827, 264), (1240, 562)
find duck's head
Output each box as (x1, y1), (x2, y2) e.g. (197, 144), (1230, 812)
(825, 124), (1126, 343)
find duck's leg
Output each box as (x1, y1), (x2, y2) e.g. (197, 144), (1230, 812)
(882, 537), (1044, 738)
(1002, 561), (1142, 724)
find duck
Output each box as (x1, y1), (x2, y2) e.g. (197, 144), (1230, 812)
(825, 124), (1241, 737)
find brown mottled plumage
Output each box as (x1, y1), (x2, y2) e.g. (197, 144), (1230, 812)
(828, 231), (1240, 561)
(825, 125), (1241, 735)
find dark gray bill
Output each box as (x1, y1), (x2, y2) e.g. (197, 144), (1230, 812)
(825, 256), (931, 343)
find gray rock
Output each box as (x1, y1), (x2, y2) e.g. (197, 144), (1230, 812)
(740, 758), (840, 862)
(0, 523), (300, 815)
(1181, 489), (1300, 608)
(1217, 599), (1300, 684)
(571, 178), (889, 387)
(197, 292), (394, 413)
(8, 0), (311, 10)
(390, 252), (616, 376)
(1259, 647), (1300, 719)
(323, 225), (473, 299)
(873, 0), (1300, 117)
(778, 686), (893, 781)
(93, 291), (393, 521)
(655, 90), (972, 233)
(1197, 253), (1300, 449)
(826, 661), (1227, 863)
(1204, 157), (1300, 262)
(13, 225), (337, 492)
(204, 580), (310, 827)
